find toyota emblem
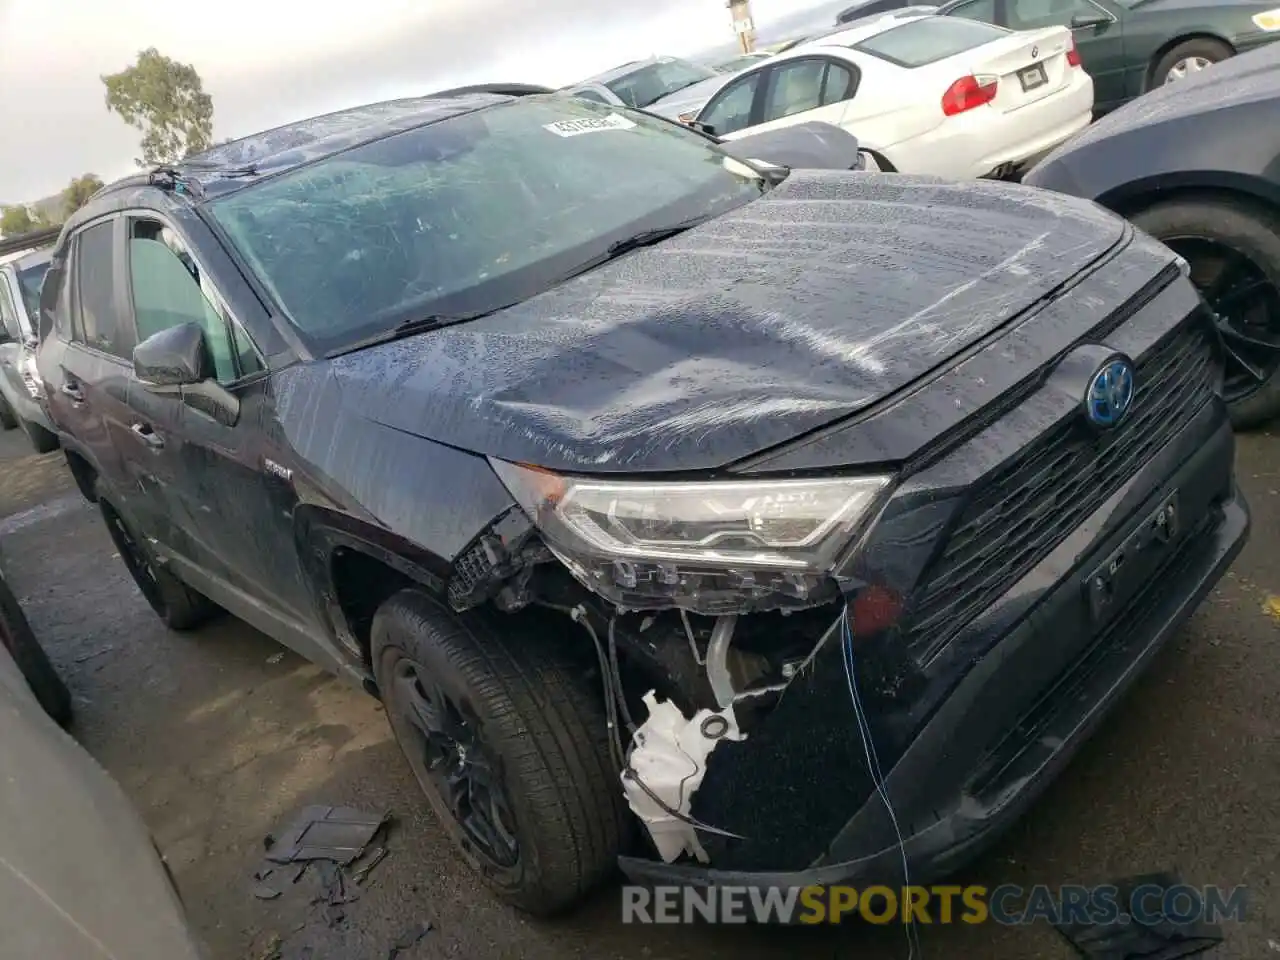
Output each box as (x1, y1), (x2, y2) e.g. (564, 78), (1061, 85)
(1031, 45), (1039, 58)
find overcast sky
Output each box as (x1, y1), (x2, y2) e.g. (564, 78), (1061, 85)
(0, 0), (845, 204)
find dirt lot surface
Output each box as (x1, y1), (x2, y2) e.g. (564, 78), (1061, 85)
(1, 425), (1277, 960)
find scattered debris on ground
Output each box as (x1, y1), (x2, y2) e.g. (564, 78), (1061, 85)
(266, 805), (390, 866)
(250, 805), (393, 920)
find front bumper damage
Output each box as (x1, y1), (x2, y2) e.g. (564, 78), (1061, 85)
(620, 407), (1248, 890)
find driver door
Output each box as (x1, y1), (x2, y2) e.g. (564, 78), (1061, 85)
(112, 215), (301, 615)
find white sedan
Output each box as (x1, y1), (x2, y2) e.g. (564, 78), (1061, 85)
(692, 12), (1094, 180)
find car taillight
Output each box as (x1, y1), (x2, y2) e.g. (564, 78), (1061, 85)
(941, 75), (998, 116)
(1066, 35), (1081, 67)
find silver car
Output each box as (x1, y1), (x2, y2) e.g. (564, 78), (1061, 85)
(0, 245), (59, 453)
(564, 55), (734, 121)
(0, 547), (206, 958)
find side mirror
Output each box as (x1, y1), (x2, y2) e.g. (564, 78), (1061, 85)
(133, 321), (240, 426)
(688, 120), (718, 137)
(1070, 12), (1110, 28)
(133, 322), (211, 386)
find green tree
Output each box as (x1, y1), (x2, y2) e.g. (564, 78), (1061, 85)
(61, 174), (105, 219)
(0, 205), (36, 236)
(102, 48), (214, 167)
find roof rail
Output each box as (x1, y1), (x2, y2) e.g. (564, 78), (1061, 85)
(0, 225), (61, 258)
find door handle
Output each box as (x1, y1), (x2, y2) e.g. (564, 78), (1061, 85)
(60, 383), (84, 404)
(131, 422), (165, 449)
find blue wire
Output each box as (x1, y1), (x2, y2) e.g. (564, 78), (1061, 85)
(841, 608), (921, 959)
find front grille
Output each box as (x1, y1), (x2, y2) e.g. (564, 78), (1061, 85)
(903, 318), (1218, 662)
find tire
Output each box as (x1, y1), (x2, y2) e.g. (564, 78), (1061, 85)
(1131, 197), (1280, 429)
(98, 495), (220, 631)
(0, 570), (72, 726)
(1151, 38), (1232, 88)
(0, 395), (16, 431)
(371, 590), (626, 916)
(22, 419), (59, 454)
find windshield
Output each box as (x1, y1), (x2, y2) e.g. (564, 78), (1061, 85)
(15, 261), (49, 329)
(208, 96), (766, 354)
(852, 16), (1007, 67)
(605, 58), (719, 107)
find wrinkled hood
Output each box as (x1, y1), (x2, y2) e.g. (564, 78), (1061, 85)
(326, 171), (1126, 474)
(646, 75), (731, 119)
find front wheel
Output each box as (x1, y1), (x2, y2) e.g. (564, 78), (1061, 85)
(371, 590), (626, 916)
(1132, 197), (1280, 430)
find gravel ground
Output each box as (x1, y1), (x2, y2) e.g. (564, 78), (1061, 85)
(0, 425), (1276, 960)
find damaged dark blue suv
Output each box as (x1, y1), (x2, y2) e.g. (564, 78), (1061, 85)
(35, 91), (1249, 915)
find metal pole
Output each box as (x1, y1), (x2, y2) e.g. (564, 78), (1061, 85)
(727, 0), (756, 53)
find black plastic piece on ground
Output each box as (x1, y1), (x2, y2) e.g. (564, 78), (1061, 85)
(1053, 871), (1225, 959)
(264, 805), (389, 866)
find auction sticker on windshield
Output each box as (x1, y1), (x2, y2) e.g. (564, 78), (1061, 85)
(543, 113), (638, 137)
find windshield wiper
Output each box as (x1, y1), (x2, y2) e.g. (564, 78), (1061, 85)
(327, 309), (498, 357)
(605, 214), (717, 258)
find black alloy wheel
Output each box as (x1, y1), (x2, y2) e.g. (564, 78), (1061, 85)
(1164, 235), (1280, 405)
(98, 497), (219, 631)
(370, 590), (626, 915)
(385, 654), (520, 868)
(107, 510), (167, 615)
(1132, 197), (1280, 429)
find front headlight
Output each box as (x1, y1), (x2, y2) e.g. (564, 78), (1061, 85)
(1253, 8), (1280, 29)
(490, 459), (891, 614)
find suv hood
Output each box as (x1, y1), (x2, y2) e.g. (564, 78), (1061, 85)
(326, 172), (1126, 474)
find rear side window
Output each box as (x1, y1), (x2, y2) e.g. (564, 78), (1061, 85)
(943, 0), (998, 23)
(72, 221), (126, 357)
(852, 17), (1009, 67)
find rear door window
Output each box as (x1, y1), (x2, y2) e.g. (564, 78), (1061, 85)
(72, 220), (127, 358)
(760, 58), (860, 124)
(852, 17), (1010, 67)
(762, 59), (828, 122)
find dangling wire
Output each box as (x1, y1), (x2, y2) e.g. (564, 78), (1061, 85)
(841, 608), (922, 960)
